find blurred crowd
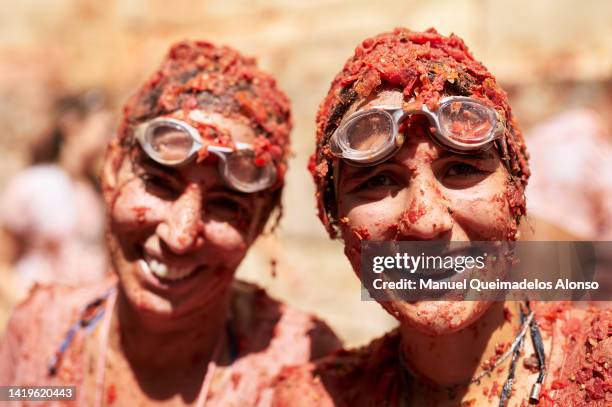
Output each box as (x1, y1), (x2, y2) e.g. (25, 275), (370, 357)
(0, 54), (116, 328)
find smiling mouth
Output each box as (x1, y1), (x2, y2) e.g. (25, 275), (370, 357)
(141, 253), (200, 281)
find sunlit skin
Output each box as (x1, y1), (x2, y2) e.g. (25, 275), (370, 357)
(105, 109), (269, 319)
(271, 90), (610, 407)
(337, 90), (513, 334)
(99, 108), (276, 402)
(2, 42), (350, 407)
(335, 90), (541, 403)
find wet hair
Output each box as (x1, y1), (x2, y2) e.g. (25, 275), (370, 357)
(311, 28), (530, 238)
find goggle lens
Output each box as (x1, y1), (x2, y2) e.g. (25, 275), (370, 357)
(223, 151), (275, 192)
(146, 124), (194, 164)
(345, 111), (394, 152)
(438, 100), (495, 144)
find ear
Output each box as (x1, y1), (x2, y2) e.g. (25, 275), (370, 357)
(101, 139), (126, 202)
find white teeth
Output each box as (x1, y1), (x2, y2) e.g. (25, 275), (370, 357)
(141, 255), (196, 281)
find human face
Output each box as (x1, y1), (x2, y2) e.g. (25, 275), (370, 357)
(104, 109), (275, 317)
(335, 90), (516, 335)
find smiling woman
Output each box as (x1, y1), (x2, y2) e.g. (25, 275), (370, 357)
(0, 41), (341, 406)
(273, 28), (611, 406)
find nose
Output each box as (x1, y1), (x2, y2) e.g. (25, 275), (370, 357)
(398, 175), (454, 240)
(156, 183), (205, 254)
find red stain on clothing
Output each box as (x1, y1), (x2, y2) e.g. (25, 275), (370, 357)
(503, 306), (513, 323)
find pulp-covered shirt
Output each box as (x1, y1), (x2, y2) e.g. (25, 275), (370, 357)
(272, 303), (612, 406)
(0, 279), (341, 406)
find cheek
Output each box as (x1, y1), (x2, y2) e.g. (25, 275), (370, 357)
(200, 196), (269, 260)
(110, 179), (167, 231)
(445, 173), (515, 240)
(339, 192), (408, 271)
(202, 219), (248, 254)
(340, 191), (409, 239)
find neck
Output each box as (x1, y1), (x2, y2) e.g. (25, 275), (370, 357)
(399, 301), (522, 388)
(111, 285), (232, 369)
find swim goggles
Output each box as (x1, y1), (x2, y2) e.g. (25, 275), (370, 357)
(329, 96), (504, 166)
(134, 117), (276, 193)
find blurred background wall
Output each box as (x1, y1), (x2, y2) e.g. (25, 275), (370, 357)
(0, 0), (611, 346)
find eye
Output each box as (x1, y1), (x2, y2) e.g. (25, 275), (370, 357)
(445, 162), (485, 177)
(441, 161), (489, 188)
(357, 173), (399, 191)
(141, 173), (181, 199)
(205, 194), (251, 223)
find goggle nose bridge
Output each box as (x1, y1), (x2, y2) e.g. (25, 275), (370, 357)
(387, 105), (443, 140)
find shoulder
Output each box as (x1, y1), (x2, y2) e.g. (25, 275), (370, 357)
(272, 329), (401, 407)
(207, 282), (342, 406)
(231, 280), (342, 361)
(271, 363), (334, 407)
(536, 303), (612, 405)
(0, 279), (115, 384)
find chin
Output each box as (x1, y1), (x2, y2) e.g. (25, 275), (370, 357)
(381, 300), (492, 335)
(107, 234), (236, 318)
